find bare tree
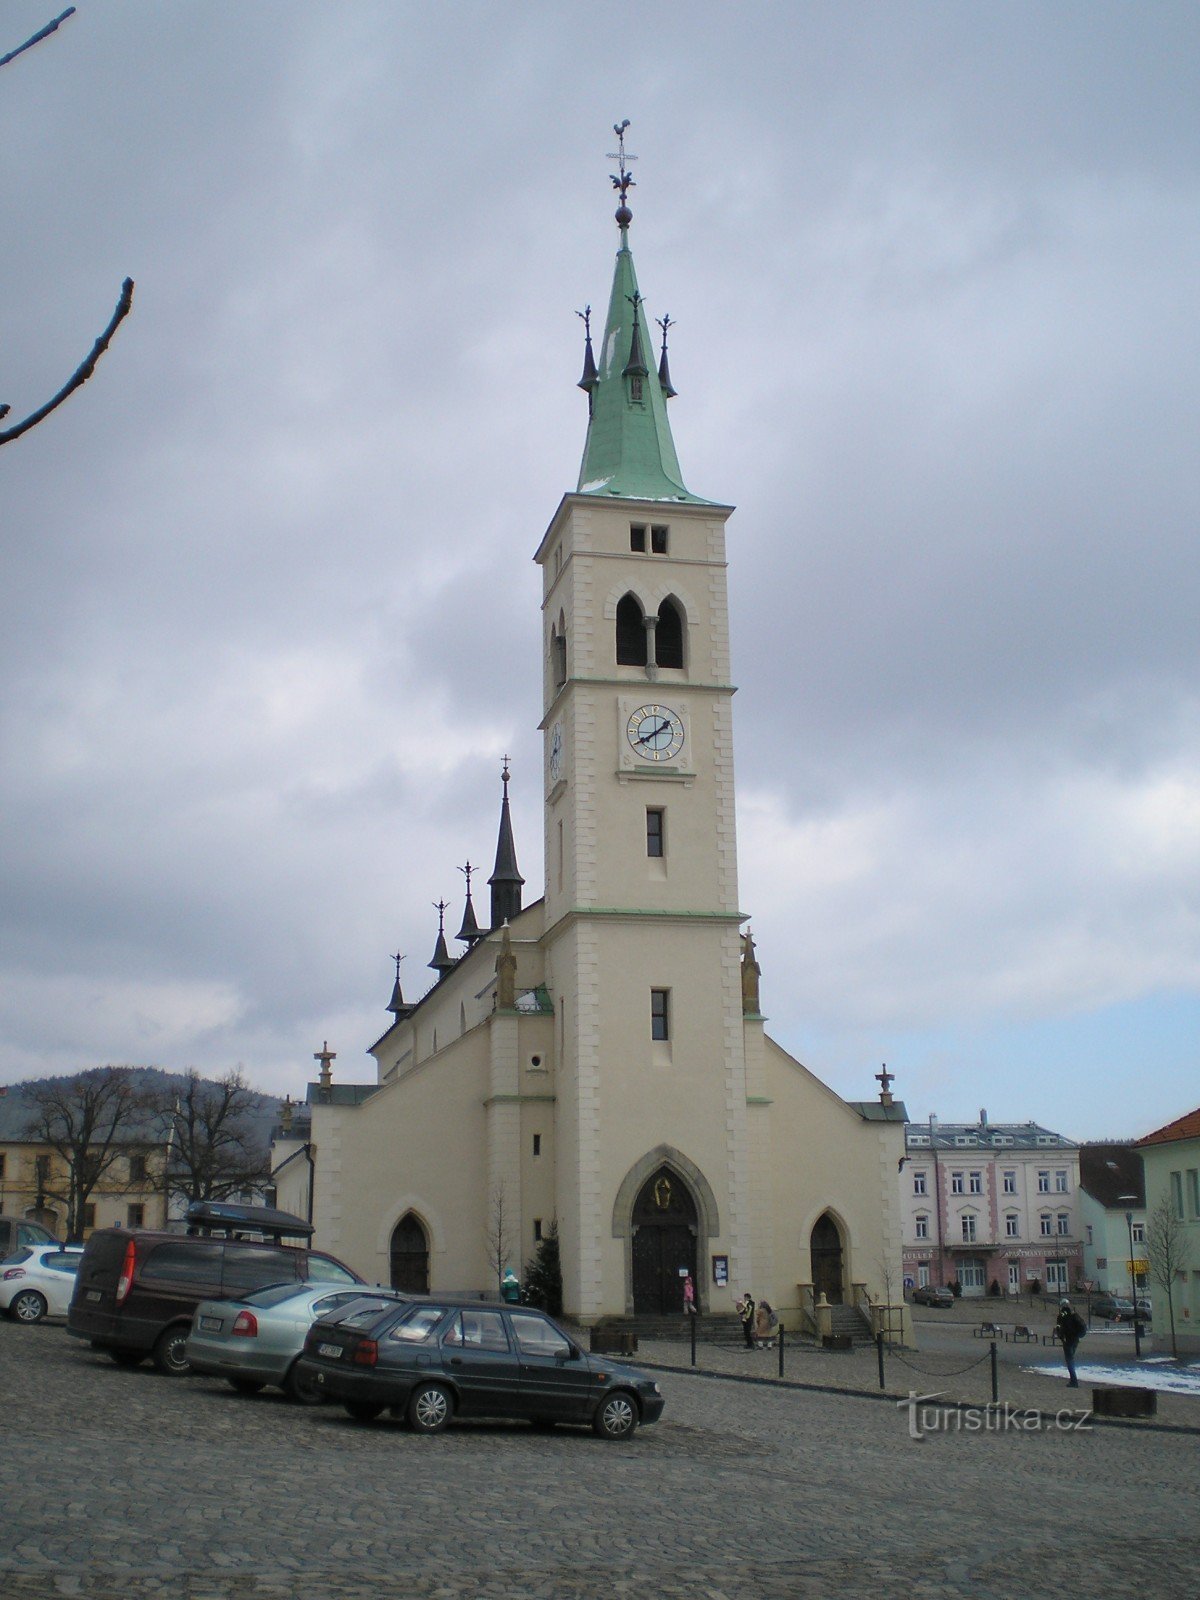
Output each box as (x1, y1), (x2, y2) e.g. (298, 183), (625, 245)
(1145, 1196), (1192, 1358)
(484, 1182), (513, 1296)
(158, 1070), (270, 1209)
(1, 6), (134, 446)
(24, 1067), (153, 1241)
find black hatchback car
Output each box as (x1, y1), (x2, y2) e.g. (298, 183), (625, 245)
(299, 1298), (664, 1440)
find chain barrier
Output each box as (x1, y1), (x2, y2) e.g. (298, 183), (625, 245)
(886, 1346), (995, 1378)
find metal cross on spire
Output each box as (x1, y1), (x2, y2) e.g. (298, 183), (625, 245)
(391, 951), (405, 981)
(458, 861), (475, 893)
(433, 898), (448, 931)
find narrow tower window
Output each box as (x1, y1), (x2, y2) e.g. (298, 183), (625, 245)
(651, 524), (669, 554)
(533, 1134), (541, 1156)
(655, 598), (684, 668)
(646, 808), (664, 858)
(630, 524), (647, 552)
(651, 988), (670, 1041)
(616, 594), (648, 665)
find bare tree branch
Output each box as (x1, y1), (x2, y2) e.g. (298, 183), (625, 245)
(0, 6), (75, 70)
(0, 276), (134, 446)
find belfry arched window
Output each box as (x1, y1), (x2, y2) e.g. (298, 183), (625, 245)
(616, 594), (647, 666)
(656, 598), (684, 668)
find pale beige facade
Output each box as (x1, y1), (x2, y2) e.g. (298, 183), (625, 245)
(278, 199), (909, 1333)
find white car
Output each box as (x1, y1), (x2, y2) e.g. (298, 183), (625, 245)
(0, 1244), (85, 1323)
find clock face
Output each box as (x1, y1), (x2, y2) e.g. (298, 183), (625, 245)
(549, 721), (563, 781)
(626, 703), (685, 762)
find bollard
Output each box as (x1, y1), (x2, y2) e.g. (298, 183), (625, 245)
(778, 1322), (784, 1378)
(990, 1339), (998, 1404)
(877, 1330), (885, 1390)
(690, 1310), (697, 1368)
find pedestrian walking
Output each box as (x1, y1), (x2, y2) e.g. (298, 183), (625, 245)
(1054, 1297), (1087, 1387)
(737, 1291), (757, 1349)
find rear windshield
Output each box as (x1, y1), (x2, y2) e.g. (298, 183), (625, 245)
(243, 1281), (310, 1309)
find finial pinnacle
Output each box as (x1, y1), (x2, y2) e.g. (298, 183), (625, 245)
(607, 118), (637, 229)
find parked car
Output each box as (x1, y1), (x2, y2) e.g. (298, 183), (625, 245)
(911, 1285), (954, 1308)
(1135, 1296), (1153, 1321)
(1091, 1295), (1136, 1322)
(0, 1244), (84, 1323)
(186, 1283), (408, 1403)
(67, 1202), (364, 1375)
(0, 1217), (57, 1257)
(298, 1298), (665, 1439)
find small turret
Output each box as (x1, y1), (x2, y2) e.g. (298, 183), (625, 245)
(488, 759), (524, 930)
(387, 952), (413, 1019)
(428, 900), (456, 981)
(456, 861), (484, 948)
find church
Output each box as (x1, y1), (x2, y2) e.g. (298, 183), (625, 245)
(273, 130), (909, 1335)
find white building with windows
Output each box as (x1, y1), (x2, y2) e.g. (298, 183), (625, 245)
(901, 1114), (1081, 1298)
(1078, 1143), (1146, 1298)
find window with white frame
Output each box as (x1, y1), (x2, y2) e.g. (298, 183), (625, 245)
(1037, 1171), (1050, 1193)
(961, 1214), (977, 1243)
(1005, 1214), (1019, 1238)
(951, 1172), (964, 1194)
(1132, 1221), (1145, 1244)
(912, 1171), (927, 1196)
(1003, 1171), (1017, 1195)
(1054, 1170), (1068, 1193)
(969, 1172), (982, 1194)
(1171, 1171), (1184, 1219)
(1056, 1212), (1070, 1235)
(1040, 1213), (1052, 1237)
(915, 1214), (929, 1240)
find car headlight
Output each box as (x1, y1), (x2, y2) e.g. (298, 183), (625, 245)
(641, 1381), (660, 1395)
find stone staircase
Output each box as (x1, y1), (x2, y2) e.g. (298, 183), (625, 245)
(828, 1302), (875, 1345)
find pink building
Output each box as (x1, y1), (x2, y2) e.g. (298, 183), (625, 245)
(901, 1113), (1081, 1299)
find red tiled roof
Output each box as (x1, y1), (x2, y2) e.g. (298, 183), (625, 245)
(1138, 1107), (1200, 1147)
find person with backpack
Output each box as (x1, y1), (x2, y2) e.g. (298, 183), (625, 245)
(1054, 1297), (1087, 1387)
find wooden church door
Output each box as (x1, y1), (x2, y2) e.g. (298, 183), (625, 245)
(631, 1166), (697, 1314)
(810, 1212), (844, 1305)
(389, 1212), (430, 1293)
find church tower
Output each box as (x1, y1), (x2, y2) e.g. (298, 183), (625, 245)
(535, 128), (753, 1317)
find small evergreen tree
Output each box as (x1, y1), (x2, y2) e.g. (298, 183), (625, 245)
(523, 1219), (563, 1317)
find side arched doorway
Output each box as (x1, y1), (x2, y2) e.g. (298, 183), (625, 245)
(631, 1166), (697, 1315)
(389, 1212), (429, 1294)
(810, 1212), (844, 1305)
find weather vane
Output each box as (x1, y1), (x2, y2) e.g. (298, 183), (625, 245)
(608, 119), (637, 222)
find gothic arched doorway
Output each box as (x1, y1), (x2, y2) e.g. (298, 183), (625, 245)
(631, 1166), (697, 1314)
(389, 1212), (430, 1293)
(810, 1212), (844, 1305)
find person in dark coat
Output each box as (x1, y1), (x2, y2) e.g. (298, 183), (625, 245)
(737, 1292), (757, 1349)
(1054, 1297), (1087, 1387)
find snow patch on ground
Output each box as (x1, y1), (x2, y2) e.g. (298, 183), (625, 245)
(1026, 1360), (1200, 1397)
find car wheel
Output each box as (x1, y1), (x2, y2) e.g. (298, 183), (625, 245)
(152, 1326), (192, 1376)
(407, 1382), (452, 1434)
(109, 1349), (144, 1368)
(592, 1391), (638, 1441)
(285, 1359), (324, 1406)
(11, 1290), (48, 1324)
(228, 1377), (264, 1396)
(344, 1401), (383, 1423)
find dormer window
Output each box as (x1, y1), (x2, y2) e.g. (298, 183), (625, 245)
(629, 374), (643, 403)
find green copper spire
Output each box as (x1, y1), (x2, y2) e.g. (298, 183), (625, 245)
(575, 124), (710, 504)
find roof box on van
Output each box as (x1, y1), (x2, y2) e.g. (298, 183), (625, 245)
(184, 1201), (314, 1241)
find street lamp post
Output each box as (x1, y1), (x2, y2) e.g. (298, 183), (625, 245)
(1124, 1208), (1142, 1360)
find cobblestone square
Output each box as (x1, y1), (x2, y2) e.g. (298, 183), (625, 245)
(2, 1319), (1196, 1599)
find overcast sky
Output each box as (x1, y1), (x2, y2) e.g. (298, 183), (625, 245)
(2, 1), (1197, 1142)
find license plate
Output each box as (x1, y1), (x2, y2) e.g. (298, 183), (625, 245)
(86, 1290), (101, 1302)
(317, 1343), (341, 1359)
(199, 1316), (223, 1332)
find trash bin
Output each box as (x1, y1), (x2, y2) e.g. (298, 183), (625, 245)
(1091, 1386), (1157, 1418)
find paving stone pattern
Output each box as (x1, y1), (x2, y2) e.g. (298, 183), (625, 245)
(1, 1319), (1196, 1599)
